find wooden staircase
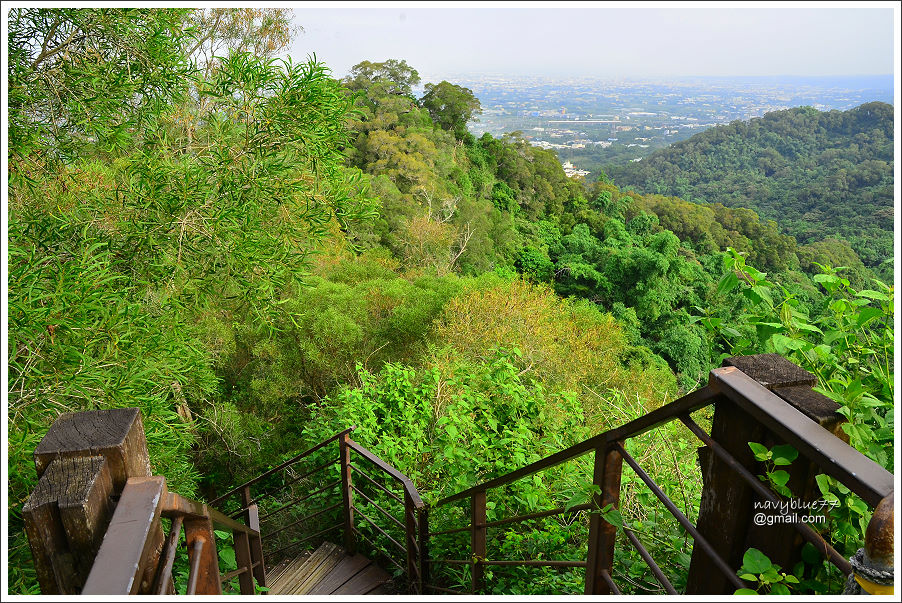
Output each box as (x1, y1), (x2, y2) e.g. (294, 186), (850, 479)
(267, 542), (391, 595)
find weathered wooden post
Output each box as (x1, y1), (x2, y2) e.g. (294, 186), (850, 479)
(686, 354), (847, 594)
(22, 408), (162, 594)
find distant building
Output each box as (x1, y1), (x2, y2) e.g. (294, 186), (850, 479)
(561, 160), (590, 178)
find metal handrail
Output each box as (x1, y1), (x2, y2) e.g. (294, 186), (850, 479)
(209, 427), (355, 506)
(346, 438), (425, 508)
(434, 385), (718, 507)
(423, 365), (894, 595)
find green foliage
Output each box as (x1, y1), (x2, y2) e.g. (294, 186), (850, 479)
(10, 40), (888, 597)
(735, 548), (800, 595)
(7, 13), (374, 592)
(344, 58), (421, 97)
(610, 103), (894, 278)
(710, 249), (893, 471)
(701, 249), (893, 591)
(8, 8), (193, 159)
(420, 81), (482, 140)
(748, 442), (798, 497)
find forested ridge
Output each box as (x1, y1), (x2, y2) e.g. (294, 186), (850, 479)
(6, 9), (893, 595)
(607, 103), (894, 280)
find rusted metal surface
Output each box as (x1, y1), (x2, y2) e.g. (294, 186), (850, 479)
(623, 528), (677, 594)
(710, 367), (893, 506)
(352, 485), (405, 529)
(405, 492), (420, 593)
(769, 385), (847, 440)
(471, 491), (487, 593)
(614, 442), (745, 591)
(210, 426), (355, 506)
(437, 386), (718, 507)
(351, 462), (404, 503)
(258, 480), (341, 523)
(585, 445), (623, 595)
(356, 509), (407, 554)
(418, 507), (430, 593)
(599, 569), (621, 594)
(865, 492), (893, 566)
(242, 489), (267, 589)
(162, 491), (258, 538)
(184, 516), (222, 595)
(404, 492), (422, 594)
(346, 438), (425, 508)
(238, 456), (339, 513)
(680, 414), (852, 575)
(152, 515), (182, 595)
(234, 524), (255, 594)
(340, 433), (357, 555)
(186, 540), (204, 595)
(268, 523), (342, 559)
(425, 583), (465, 594)
(265, 502), (343, 539)
(82, 476), (166, 595)
(352, 527), (405, 571)
(431, 502), (593, 537)
(456, 559), (588, 568)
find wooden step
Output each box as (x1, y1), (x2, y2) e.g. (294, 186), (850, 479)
(268, 542), (392, 595)
(306, 553), (372, 595)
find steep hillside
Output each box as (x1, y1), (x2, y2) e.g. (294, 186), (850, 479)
(607, 103), (894, 278)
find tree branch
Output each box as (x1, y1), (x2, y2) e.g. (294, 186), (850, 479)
(31, 22), (82, 69)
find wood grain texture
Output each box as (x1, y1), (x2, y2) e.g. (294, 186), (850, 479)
(23, 456), (114, 593)
(269, 542), (390, 595)
(34, 407), (150, 490)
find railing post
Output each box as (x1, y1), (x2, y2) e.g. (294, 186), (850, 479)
(241, 486), (267, 591)
(233, 525), (255, 594)
(418, 507), (430, 594)
(471, 491), (487, 594)
(584, 443), (623, 594)
(339, 432), (357, 555)
(22, 408), (157, 594)
(404, 491), (419, 594)
(688, 354), (848, 594)
(183, 516), (222, 595)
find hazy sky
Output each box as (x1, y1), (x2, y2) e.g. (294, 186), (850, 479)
(287, 4), (896, 81)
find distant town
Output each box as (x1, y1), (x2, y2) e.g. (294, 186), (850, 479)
(426, 74), (894, 179)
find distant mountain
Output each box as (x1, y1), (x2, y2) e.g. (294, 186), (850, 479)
(607, 102), (893, 277)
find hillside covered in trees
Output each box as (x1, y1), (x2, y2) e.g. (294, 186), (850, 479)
(607, 104), (894, 280)
(7, 9), (893, 596)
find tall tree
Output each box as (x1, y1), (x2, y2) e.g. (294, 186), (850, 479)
(420, 80), (482, 139)
(344, 58), (421, 97)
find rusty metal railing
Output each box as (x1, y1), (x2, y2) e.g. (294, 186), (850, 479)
(81, 477), (265, 595)
(422, 362), (894, 595)
(210, 427), (428, 594)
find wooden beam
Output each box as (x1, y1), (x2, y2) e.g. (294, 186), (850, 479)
(82, 476), (166, 594)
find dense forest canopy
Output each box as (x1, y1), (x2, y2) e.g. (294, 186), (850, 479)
(6, 9), (894, 596)
(607, 103), (894, 280)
